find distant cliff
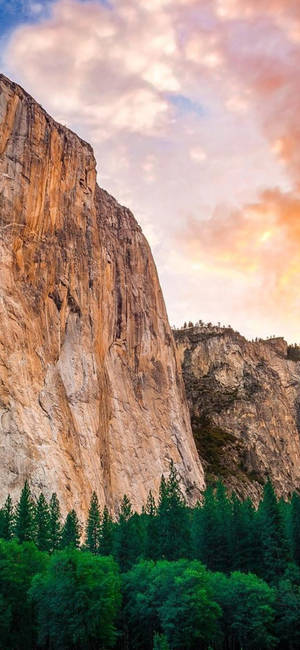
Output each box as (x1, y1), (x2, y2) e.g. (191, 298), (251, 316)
(174, 325), (300, 501)
(0, 74), (204, 517)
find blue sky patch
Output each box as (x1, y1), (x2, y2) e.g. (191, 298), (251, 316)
(0, 0), (110, 38)
(169, 94), (206, 117)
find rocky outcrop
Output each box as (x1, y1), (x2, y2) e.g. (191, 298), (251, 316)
(0, 74), (204, 517)
(174, 325), (300, 502)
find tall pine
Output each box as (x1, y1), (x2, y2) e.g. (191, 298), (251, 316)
(290, 492), (300, 566)
(257, 479), (290, 582)
(99, 506), (114, 556)
(157, 462), (190, 560)
(49, 493), (61, 552)
(15, 480), (35, 542)
(61, 510), (80, 549)
(197, 485), (217, 570)
(35, 493), (51, 551)
(85, 491), (101, 554)
(0, 495), (14, 540)
(144, 490), (160, 560)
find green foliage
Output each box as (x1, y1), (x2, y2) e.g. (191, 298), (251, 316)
(274, 565), (300, 649)
(231, 495), (256, 572)
(14, 480), (36, 543)
(158, 562), (221, 649)
(153, 632), (170, 649)
(257, 480), (290, 582)
(0, 539), (48, 649)
(49, 492), (62, 552)
(195, 485), (217, 569)
(210, 570), (276, 649)
(114, 495), (144, 571)
(85, 491), (101, 554)
(99, 505), (114, 556)
(30, 549), (121, 649)
(290, 492), (300, 565)
(0, 495), (14, 541)
(61, 509), (81, 549)
(157, 462), (190, 560)
(191, 415), (236, 478)
(35, 493), (51, 552)
(144, 491), (160, 560)
(123, 559), (221, 649)
(0, 468), (299, 649)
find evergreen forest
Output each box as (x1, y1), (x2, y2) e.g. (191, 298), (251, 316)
(0, 464), (300, 649)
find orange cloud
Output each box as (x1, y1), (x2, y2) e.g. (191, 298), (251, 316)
(176, 0), (300, 331)
(179, 187), (300, 326)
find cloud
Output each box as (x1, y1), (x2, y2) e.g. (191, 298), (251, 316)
(4, 0), (177, 134)
(2, 0), (300, 339)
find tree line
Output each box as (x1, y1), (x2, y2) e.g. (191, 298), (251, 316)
(0, 464), (300, 649)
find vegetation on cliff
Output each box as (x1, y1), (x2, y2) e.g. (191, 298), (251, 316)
(0, 466), (299, 649)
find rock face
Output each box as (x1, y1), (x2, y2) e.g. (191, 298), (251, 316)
(174, 325), (300, 502)
(0, 74), (204, 517)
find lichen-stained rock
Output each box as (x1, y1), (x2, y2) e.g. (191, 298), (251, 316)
(0, 74), (204, 517)
(174, 325), (300, 502)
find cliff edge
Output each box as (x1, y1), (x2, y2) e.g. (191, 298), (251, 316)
(0, 74), (204, 516)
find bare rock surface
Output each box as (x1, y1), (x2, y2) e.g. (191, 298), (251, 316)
(0, 74), (204, 517)
(174, 325), (300, 502)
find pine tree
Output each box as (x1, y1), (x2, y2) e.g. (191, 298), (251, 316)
(197, 485), (217, 570)
(0, 495), (14, 540)
(85, 491), (101, 554)
(113, 495), (142, 570)
(99, 506), (114, 556)
(35, 493), (51, 552)
(61, 510), (80, 549)
(232, 495), (255, 573)
(15, 480), (36, 542)
(49, 493), (61, 552)
(213, 481), (233, 572)
(157, 462), (190, 560)
(257, 479), (290, 582)
(290, 492), (300, 565)
(144, 490), (160, 560)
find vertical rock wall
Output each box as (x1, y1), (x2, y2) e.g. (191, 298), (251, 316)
(0, 74), (204, 516)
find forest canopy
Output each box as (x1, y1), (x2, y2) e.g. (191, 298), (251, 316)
(0, 466), (300, 649)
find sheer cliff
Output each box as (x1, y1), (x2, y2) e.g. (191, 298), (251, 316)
(0, 74), (204, 516)
(174, 325), (300, 501)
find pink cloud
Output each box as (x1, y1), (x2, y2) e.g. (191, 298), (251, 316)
(2, 0), (300, 339)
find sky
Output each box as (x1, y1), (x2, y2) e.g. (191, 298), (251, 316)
(1, 0), (300, 341)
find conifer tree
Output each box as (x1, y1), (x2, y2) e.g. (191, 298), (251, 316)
(35, 493), (51, 552)
(0, 495), (14, 540)
(197, 485), (220, 570)
(85, 491), (101, 554)
(258, 479), (290, 582)
(49, 493), (61, 552)
(232, 495), (255, 573)
(99, 505), (114, 556)
(157, 462), (190, 560)
(290, 492), (300, 566)
(113, 494), (142, 570)
(191, 500), (202, 560)
(113, 495), (133, 567)
(214, 481), (233, 572)
(15, 480), (36, 542)
(144, 490), (160, 560)
(61, 509), (80, 549)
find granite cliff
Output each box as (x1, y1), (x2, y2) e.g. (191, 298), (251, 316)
(174, 325), (300, 502)
(0, 74), (204, 517)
